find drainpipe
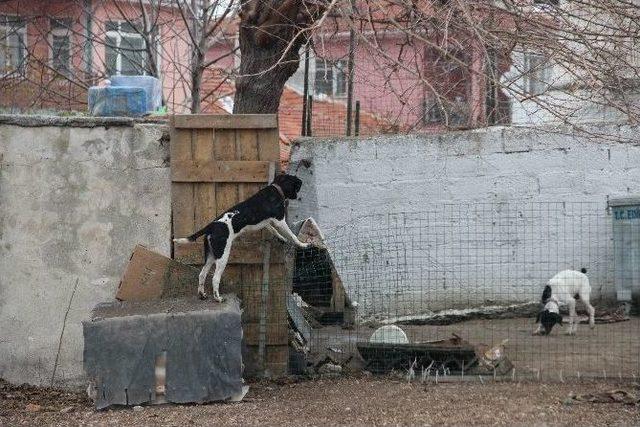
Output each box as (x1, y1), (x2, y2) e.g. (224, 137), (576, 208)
(83, 0), (93, 82)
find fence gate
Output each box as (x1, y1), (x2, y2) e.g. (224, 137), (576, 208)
(170, 114), (287, 377)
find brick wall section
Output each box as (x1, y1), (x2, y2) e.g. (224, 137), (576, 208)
(200, 72), (394, 168)
(278, 88), (399, 138)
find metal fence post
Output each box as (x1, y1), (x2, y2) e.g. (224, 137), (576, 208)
(355, 100), (360, 136)
(345, 0), (357, 136)
(307, 95), (313, 137)
(302, 46), (310, 136)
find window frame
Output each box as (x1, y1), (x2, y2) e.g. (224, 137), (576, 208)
(314, 58), (348, 98)
(0, 14), (27, 78)
(105, 20), (152, 77)
(49, 18), (72, 77)
(422, 97), (469, 127)
(523, 51), (552, 96)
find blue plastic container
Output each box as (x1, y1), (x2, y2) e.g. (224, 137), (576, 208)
(110, 75), (162, 113)
(88, 86), (148, 117)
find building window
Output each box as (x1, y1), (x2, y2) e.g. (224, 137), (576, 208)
(105, 21), (150, 76)
(423, 101), (443, 124)
(422, 96), (469, 127)
(0, 15), (26, 76)
(523, 52), (552, 95)
(50, 18), (71, 76)
(315, 58), (348, 97)
(428, 46), (470, 102)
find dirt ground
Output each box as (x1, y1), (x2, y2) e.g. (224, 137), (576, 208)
(313, 317), (640, 379)
(1, 376), (639, 426)
(3, 317), (637, 426)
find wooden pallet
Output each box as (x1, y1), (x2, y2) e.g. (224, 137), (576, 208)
(170, 114), (287, 377)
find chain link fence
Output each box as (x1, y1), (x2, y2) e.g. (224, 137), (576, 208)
(289, 201), (640, 381)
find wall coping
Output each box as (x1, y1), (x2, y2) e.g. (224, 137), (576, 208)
(292, 120), (637, 146)
(0, 114), (169, 128)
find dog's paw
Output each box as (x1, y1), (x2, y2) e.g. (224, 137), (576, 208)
(212, 294), (224, 303)
(564, 330), (575, 336)
(198, 291), (208, 300)
(313, 241), (327, 250)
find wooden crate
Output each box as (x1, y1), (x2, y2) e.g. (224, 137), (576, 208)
(170, 114), (288, 377)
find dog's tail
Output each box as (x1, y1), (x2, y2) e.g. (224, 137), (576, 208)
(173, 237), (194, 244)
(580, 267), (587, 274)
(173, 225), (211, 244)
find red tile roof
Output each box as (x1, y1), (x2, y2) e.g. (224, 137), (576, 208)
(201, 68), (394, 169)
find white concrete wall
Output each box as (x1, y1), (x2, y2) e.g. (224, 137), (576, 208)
(0, 116), (170, 389)
(288, 123), (640, 318)
(2, 116), (639, 387)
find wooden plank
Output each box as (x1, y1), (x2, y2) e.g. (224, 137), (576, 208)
(214, 130), (240, 214)
(193, 129), (216, 231)
(174, 240), (285, 265)
(242, 345), (288, 378)
(240, 274), (286, 325)
(214, 129), (242, 287)
(171, 128), (195, 239)
(267, 267), (287, 327)
(172, 183), (194, 238)
(236, 129), (267, 307)
(257, 128), (281, 163)
(170, 127), (193, 162)
(236, 129), (262, 316)
(171, 160), (271, 183)
(330, 264), (346, 312)
(258, 239), (271, 367)
(256, 130), (285, 352)
(173, 241), (204, 265)
(243, 323), (288, 346)
(173, 114), (278, 129)
(265, 346), (288, 377)
(236, 129), (260, 202)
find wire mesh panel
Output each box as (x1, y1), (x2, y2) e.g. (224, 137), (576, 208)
(292, 201), (640, 381)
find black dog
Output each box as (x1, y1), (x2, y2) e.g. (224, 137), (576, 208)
(535, 305), (563, 336)
(173, 173), (314, 301)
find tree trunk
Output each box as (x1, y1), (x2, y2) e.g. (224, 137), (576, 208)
(233, 0), (321, 114)
(191, 67), (202, 113)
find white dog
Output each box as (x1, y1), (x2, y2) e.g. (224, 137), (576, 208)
(533, 268), (595, 336)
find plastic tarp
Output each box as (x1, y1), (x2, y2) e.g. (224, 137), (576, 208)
(83, 296), (244, 409)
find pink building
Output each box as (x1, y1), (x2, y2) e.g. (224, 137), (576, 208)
(206, 17), (511, 134)
(0, 0), (192, 112)
(0, 0), (511, 132)
(294, 34), (511, 132)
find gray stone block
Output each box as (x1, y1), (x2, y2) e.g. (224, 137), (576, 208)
(83, 296), (243, 409)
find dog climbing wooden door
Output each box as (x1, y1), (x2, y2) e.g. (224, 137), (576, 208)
(170, 114), (288, 377)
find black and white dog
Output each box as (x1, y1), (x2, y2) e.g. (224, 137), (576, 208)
(534, 268), (595, 336)
(173, 173), (315, 302)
